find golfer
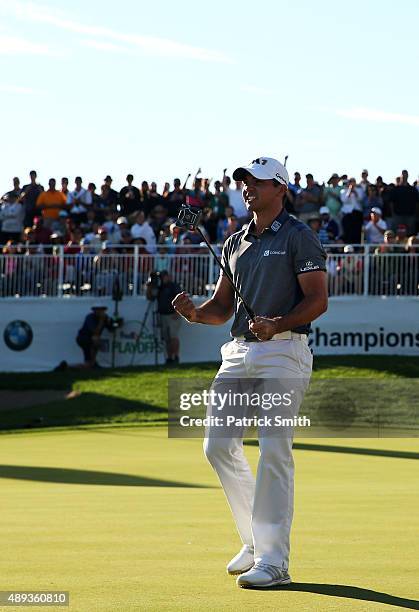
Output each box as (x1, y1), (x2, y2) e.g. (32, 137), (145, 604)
(172, 157), (328, 588)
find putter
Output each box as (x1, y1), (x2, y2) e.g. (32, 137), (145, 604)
(176, 205), (256, 321)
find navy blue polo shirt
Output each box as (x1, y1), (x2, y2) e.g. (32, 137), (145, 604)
(220, 208), (327, 338)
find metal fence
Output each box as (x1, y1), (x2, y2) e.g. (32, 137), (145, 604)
(0, 245), (418, 298)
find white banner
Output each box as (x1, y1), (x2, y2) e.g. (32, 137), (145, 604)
(0, 297), (418, 371)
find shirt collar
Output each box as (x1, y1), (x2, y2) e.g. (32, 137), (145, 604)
(243, 208), (290, 240)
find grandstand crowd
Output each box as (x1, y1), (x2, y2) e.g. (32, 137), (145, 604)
(1, 168), (419, 254)
(0, 168), (418, 298)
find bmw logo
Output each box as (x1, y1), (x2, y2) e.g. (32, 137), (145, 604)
(4, 320), (33, 351)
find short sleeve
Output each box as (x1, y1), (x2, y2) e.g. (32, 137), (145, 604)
(292, 227), (327, 275)
(220, 237), (233, 278)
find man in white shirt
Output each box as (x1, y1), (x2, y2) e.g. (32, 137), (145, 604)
(130, 210), (156, 253)
(67, 177), (92, 222)
(365, 207), (387, 243)
(223, 176), (248, 221)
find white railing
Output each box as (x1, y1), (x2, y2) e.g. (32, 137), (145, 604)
(0, 245), (418, 298)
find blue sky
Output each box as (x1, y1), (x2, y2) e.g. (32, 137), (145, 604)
(1, 0), (418, 192)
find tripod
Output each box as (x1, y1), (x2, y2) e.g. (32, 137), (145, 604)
(134, 298), (161, 366)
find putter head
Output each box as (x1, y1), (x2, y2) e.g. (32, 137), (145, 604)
(176, 204), (202, 230)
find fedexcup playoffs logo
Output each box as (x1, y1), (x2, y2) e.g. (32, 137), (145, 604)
(4, 320), (33, 351)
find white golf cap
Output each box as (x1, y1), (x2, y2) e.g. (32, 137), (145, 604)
(371, 207), (382, 216)
(232, 156), (289, 187)
(320, 206), (330, 215)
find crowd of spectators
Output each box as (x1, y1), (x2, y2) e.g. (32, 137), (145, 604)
(0, 168), (418, 296)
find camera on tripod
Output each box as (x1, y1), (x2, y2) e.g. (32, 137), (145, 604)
(176, 204), (202, 230)
(146, 271), (162, 301)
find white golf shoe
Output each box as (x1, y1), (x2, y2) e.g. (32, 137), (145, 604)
(226, 545), (254, 575)
(236, 562), (291, 588)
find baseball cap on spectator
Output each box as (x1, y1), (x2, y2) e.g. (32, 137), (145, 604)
(104, 175), (112, 182)
(320, 206), (330, 215)
(371, 207), (382, 216)
(232, 157), (289, 186)
(117, 216), (128, 225)
(343, 245), (355, 253)
(327, 173), (339, 184)
(305, 173), (314, 179)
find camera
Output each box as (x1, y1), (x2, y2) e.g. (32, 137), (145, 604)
(146, 271), (162, 300)
(176, 204), (202, 230)
(110, 315), (124, 329)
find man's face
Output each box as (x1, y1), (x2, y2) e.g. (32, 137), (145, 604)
(136, 211), (145, 224)
(242, 174), (285, 213)
(294, 173), (301, 182)
(49, 179), (56, 190)
(13, 177), (20, 188)
(371, 212), (380, 223)
(75, 179), (82, 188)
(174, 179), (180, 189)
(402, 170), (408, 182)
(362, 171), (368, 180)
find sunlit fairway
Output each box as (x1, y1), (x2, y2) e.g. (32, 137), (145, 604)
(0, 426), (418, 611)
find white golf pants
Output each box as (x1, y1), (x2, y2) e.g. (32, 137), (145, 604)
(203, 336), (312, 569)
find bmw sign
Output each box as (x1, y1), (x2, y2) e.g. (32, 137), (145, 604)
(4, 320), (33, 351)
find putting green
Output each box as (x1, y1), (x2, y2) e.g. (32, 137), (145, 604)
(0, 427), (418, 611)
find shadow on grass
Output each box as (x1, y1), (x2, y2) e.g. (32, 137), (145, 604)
(0, 392), (167, 431)
(246, 582), (419, 610)
(245, 440), (419, 460)
(0, 465), (211, 488)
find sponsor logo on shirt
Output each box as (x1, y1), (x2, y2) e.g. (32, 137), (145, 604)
(270, 220), (282, 232)
(299, 260), (320, 272)
(263, 250), (286, 256)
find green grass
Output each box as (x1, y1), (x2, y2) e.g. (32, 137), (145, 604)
(0, 427), (418, 611)
(1, 357), (419, 432)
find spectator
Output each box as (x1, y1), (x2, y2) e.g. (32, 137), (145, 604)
(222, 215), (240, 241)
(0, 191), (24, 244)
(186, 178), (204, 209)
(103, 175), (119, 209)
(2, 177), (22, 200)
(35, 178), (67, 227)
(358, 169), (371, 194)
(76, 306), (114, 368)
(323, 173), (342, 219)
(147, 270), (181, 364)
(119, 174), (141, 217)
(149, 181), (164, 209)
(319, 206), (339, 243)
(374, 230), (395, 254)
(131, 210), (156, 252)
(162, 182), (170, 198)
(286, 171), (302, 214)
(211, 180), (228, 217)
(67, 177), (92, 224)
(363, 184), (383, 219)
(217, 205), (235, 242)
(389, 170), (419, 235)
(149, 205), (169, 239)
(395, 224), (408, 247)
(137, 180), (152, 216)
(32, 216), (52, 245)
(166, 178), (185, 217)
(222, 176), (248, 220)
(340, 178), (364, 244)
(100, 183), (118, 211)
(61, 177), (69, 198)
(295, 173), (322, 223)
(22, 170), (44, 227)
(365, 207), (387, 243)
